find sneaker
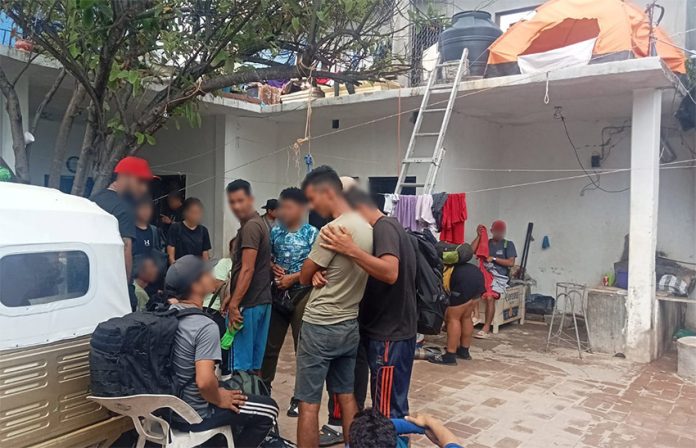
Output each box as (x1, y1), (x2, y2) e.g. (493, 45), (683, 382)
(286, 397), (299, 417)
(319, 425), (343, 447)
(428, 352), (457, 365)
(456, 346), (472, 360)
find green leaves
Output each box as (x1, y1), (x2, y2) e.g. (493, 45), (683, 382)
(135, 132), (156, 146)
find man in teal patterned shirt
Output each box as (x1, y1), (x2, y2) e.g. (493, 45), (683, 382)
(261, 187), (318, 415)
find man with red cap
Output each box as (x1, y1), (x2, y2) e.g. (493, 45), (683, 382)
(472, 220), (517, 338)
(91, 156), (157, 310)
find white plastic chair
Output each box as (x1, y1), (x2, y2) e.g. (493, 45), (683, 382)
(88, 394), (234, 448)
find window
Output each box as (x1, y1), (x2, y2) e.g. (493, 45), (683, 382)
(496, 6), (537, 32)
(0, 251), (90, 307)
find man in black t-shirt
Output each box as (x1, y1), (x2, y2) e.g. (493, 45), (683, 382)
(91, 156), (156, 310)
(319, 188), (417, 421)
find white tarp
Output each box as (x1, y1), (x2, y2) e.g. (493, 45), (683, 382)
(0, 183), (131, 350)
(518, 38), (597, 74)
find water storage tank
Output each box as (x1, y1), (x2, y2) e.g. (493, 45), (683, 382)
(438, 11), (502, 76)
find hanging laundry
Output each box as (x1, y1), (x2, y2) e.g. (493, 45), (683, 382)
(431, 192), (448, 232)
(416, 194), (436, 231)
(439, 193), (467, 244)
(383, 193), (399, 216)
(475, 225), (495, 299)
(393, 195), (418, 230)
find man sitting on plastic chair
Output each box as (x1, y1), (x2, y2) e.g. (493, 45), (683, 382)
(165, 255), (278, 447)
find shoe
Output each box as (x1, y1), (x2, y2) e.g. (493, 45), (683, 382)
(286, 397), (299, 417)
(427, 352), (457, 365)
(456, 347), (472, 360)
(319, 425), (343, 447)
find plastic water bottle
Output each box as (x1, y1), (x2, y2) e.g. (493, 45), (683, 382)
(221, 322), (244, 350)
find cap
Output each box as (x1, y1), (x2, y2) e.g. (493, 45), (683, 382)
(114, 156), (158, 180)
(262, 199), (279, 210)
(164, 255), (214, 298)
(491, 220), (506, 232)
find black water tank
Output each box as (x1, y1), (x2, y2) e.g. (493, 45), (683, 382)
(438, 11), (502, 76)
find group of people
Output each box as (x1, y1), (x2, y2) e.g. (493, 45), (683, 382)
(90, 155), (516, 448)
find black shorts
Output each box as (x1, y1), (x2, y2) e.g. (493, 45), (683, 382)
(449, 263), (486, 307)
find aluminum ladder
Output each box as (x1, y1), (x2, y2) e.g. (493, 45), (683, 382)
(394, 49), (469, 194)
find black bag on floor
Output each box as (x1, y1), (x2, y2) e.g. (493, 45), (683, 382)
(90, 308), (213, 397)
(407, 230), (449, 335)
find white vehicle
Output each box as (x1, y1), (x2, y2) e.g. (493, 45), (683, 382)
(0, 183), (132, 447)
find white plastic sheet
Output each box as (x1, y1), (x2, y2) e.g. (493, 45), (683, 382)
(518, 38), (597, 74)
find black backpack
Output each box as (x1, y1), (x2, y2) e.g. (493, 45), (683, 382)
(407, 230), (449, 335)
(89, 308), (214, 397)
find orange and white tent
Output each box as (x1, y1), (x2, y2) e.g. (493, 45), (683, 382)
(485, 0), (686, 77)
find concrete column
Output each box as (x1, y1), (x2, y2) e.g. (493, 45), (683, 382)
(625, 88), (662, 362)
(212, 115), (227, 258)
(221, 115), (241, 250)
(0, 74), (28, 174)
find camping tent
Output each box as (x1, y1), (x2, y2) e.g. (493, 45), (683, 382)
(485, 0), (686, 77)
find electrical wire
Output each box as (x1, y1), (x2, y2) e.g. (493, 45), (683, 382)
(556, 108), (630, 194)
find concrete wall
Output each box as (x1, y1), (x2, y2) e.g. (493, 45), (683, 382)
(216, 103), (695, 297)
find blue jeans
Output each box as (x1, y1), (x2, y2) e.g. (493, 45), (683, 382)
(230, 304), (271, 371)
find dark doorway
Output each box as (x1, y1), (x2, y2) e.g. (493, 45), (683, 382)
(369, 176), (416, 212)
(151, 175), (186, 224)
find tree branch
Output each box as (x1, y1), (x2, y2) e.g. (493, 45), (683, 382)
(30, 67), (66, 134)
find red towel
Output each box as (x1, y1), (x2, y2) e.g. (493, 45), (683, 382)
(439, 193), (467, 244)
(475, 226), (494, 298)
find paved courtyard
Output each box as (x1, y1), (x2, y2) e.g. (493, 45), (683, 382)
(271, 322), (696, 448)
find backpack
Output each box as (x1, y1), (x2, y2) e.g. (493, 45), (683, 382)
(223, 370), (270, 396)
(89, 308), (215, 397)
(407, 230), (449, 335)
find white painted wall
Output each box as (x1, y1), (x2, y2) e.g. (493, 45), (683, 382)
(218, 101), (695, 297)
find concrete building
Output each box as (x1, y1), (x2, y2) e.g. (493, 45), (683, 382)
(1, 9), (695, 362)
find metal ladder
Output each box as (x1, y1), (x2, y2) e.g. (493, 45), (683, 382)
(394, 49), (469, 195)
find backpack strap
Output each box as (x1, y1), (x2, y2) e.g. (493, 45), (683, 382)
(174, 307), (218, 324)
(206, 283), (227, 309)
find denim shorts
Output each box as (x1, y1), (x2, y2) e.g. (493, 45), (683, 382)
(294, 319), (360, 404)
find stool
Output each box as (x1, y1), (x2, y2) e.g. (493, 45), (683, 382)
(546, 282), (592, 358)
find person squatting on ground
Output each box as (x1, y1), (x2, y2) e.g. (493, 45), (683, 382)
(164, 255), (278, 447)
(349, 409), (463, 448)
(223, 179), (273, 373)
(319, 188), (418, 444)
(166, 197), (212, 264)
(471, 220), (517, 339)
(295, 166), (373, 447)
(260, 187), (318, 416)
(91, 156), (155, 311)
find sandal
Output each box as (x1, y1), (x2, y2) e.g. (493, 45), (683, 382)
(319, 425), (343, 447)
(474, 330), (491, 339)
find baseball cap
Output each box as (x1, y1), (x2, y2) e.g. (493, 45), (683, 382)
(262, 199), (279, 210)
(114, 156), (158, 180)
(491, 220), (506, 232)
(164, 255), (215, 298)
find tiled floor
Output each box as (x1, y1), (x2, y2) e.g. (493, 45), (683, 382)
(271, 322), (696, 447)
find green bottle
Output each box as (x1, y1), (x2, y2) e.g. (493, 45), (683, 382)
(221, 322), (244, 350)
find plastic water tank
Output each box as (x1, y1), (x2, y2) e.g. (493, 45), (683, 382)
(438, 11), (502, 76)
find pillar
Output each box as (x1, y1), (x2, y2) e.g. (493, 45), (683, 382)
(625, 88), (662, 362)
